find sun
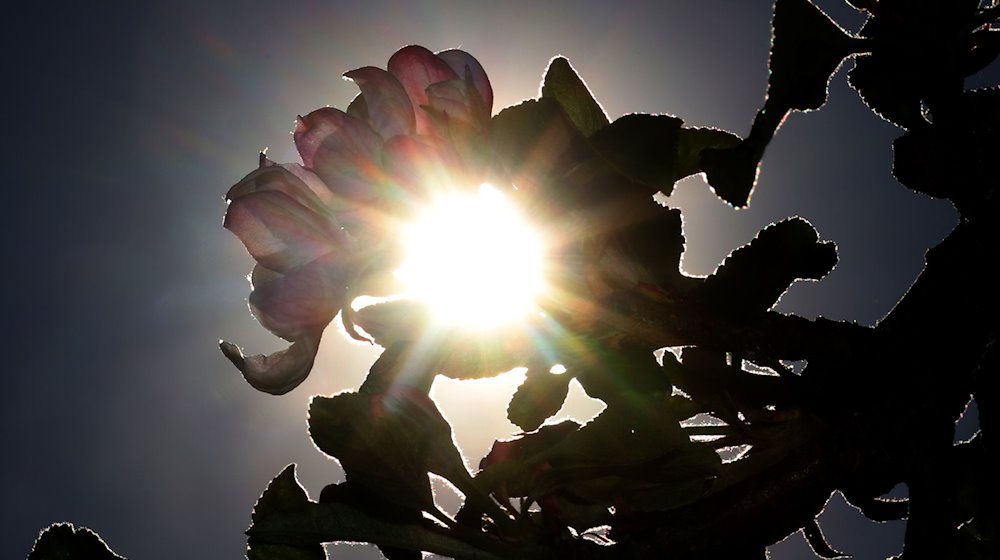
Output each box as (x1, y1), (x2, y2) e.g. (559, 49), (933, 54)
(395, 183), (547, 328)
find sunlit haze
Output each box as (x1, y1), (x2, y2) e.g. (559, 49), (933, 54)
(9, 1), (983, 559)
(396, 183), (546, 328)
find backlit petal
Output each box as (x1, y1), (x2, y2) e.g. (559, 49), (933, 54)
(249, 255), (349, 340)
(224, 190), (346, 272)
(425, 79), (477, 127)
(436, 49), (493, 114)
(346, 92), (369, 121)
(381, 134), (462, 205)
(227, 165), (330, 214)
(344, 66), (415, 139)
(308, 117), (386, 207)
(387, 45), (459, 134)
(294, 107), (381, 170)
(220, 333), (322, 395)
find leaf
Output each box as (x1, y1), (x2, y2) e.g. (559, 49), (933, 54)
(252, 464), (313, 523)
(769, 0), (861, 112)
(539, 398), (719, 478)
(354, 299), (432, 348)
(507, 369), (573, 431)
(529, 401), (721, 510)
(675, 127), (741, 180)
(614, 206), (688, 291)
(571, 342), (674, 405)
(489, 97), (593, 207)
(891, 88), (1000, 201)
(248, 465), (325, 560)
(700, 0), (863, 207)
(437, 325), (541, 380)
(844, 0), (876, 11)
(477, 421), (582, 499)
(698, 217), (837, 316)
(845, 0), (980, 129)
(320, 481), (423, 560)
(308, 392), (437, 513)
(698, 128), (768, 208)
(848, 54), (926, 130)
(588, 113), (684, 193)
(29, 523), (126, 560)
(540, 56), (610, 136)
(248, 500), (509, 560)
(359, 342), (438, 396)
(842, 491), (909, 522)
(802, 518), (850, 559)
(354, 299), (538, 380)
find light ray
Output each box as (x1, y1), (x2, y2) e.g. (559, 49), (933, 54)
(396, 183), (547, 328)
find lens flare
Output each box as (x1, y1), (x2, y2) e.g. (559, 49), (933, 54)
(396, 183), (546, 328)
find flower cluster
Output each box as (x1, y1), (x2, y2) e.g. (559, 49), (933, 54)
(221, 45), (494, 394)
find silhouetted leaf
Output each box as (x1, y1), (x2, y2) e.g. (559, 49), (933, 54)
(530, 400), (721, 510)
(844, 0), (877, 11)
(698, 217), (837, 316)
(769, 0), (860, 112)
(359, 342), (438, 395)
(354, 299), (539, 380)
(507, 369), (573, 431)
(248, 465), (325, 560)
(966, 29), (1000, 77)
(354, 300), (432, 347)
(848, 54), (927, 130)
(675, 126), (741, 180)
(477, 421), (582, 500)
(29, 524), (126, 560)
(248, 499), (509, 560)
(892, 87), (1000, 204)
(437, 325), (542, 380)
(541, 56), (610, 136)
(847, 0), (982, 129)
(253, 465), (312, 524)
(617, 206), (688, 291)
(842, 491), (909, 522)
(588, 113), (683, 192)
(489, 97), (592, 202)
(573, 344), (674, 403)
(699, 132), (767, 208)
(802, 518), (850, 559)
(699, 0), (862, 207)
(308, 392), (437, 513)
(532, 440), (720, 513)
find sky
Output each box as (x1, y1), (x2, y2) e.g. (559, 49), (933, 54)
(3, 1), (991, 559)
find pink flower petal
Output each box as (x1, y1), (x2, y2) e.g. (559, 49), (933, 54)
(425, 79), (477, 127)
(346, 93), (369, 121)
(301, 110), (387, 209)
(294, 107), (382, 170)
(220, 333), (322, 395)
(279, 163), (341, 209)
(387, 45), (459, 134)
(227, 165), (330, 215)
(381, 134), (463, 205)
(436, 49), (493, 114)
(249, 255), (349, 341)
(224, 190), (347, 272)
(344, 66), (415, 139)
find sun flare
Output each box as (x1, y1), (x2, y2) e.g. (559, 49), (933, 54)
(396, 184), (546, 328)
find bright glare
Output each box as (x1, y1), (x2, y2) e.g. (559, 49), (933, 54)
(396, 184), (546, 327)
